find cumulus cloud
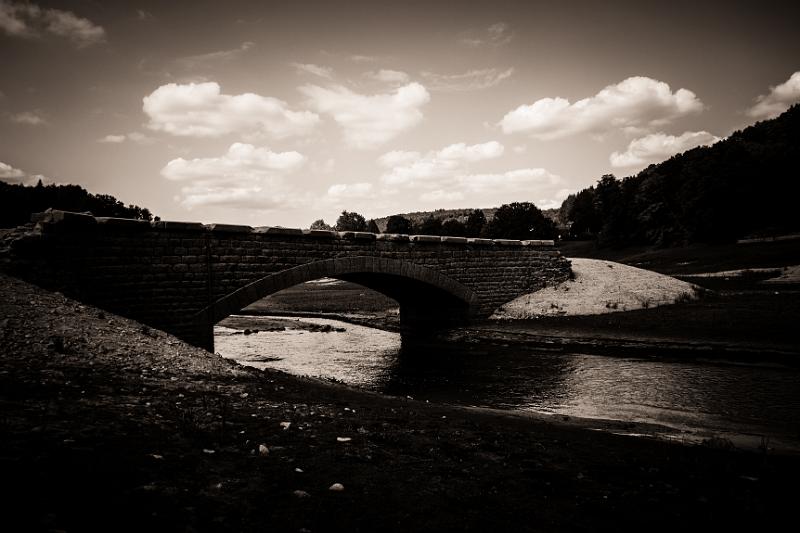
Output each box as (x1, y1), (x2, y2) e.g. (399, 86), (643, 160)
(0, 0), (105, 47)
(379, 141), (504, 186)
(327, 182), (374, 198)
(460, 22), (513, 47)
(376, 139), (566, 208)
(97, 132), (154, 144)
(421, 67), (513, 92)
(10, 110), (46, 125)
(610, 131), (721, 168)
(747, 71), (800, 120)
(0, 160), (47, 185)
(299, 82), (430, 149)
(365, 69), (410, 85)
(500, 76), (704, 140)
(420, 168), (566, 208)
(161, 143), (306, 210)
(0, 161), (25, 182)
(143, 82), (319, 139)
(291, 62), (334, 79)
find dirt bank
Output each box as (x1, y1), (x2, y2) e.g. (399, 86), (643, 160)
(1, 273), (799, 532)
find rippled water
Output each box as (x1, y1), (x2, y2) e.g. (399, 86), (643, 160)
(215, 315), (800, 450)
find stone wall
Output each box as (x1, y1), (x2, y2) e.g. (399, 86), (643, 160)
(3, 210), (572, 350)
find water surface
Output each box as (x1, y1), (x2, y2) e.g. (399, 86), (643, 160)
(215, 315), (800, 450)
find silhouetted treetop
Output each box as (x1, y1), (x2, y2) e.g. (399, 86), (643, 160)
(0, 181), (154, 228)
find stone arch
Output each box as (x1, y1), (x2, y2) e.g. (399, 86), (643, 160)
(194, 256), (479, 327)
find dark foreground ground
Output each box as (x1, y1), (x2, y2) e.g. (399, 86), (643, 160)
(2, 272), (800, 532)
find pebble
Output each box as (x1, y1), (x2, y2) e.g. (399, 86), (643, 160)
(258, 444), (269, 456)
(293, 490), (311, 498)
(336, 437), (352, 443)
(280, 421), (291, 430)
(328, 483), (344, 492)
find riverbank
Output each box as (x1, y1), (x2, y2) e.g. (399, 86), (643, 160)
(2, 273), (800, 532)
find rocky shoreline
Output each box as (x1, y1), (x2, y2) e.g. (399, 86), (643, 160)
(2, 272), (799, 532)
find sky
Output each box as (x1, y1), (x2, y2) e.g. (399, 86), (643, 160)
(1, 0), (799, 228)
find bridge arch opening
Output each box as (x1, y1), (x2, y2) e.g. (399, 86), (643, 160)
(194, 256), (478, 351)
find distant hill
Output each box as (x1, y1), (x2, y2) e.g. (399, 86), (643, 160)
(374, 206), (562, 233)
(560, 104), (800, 246)
(373, 208), (497, 232)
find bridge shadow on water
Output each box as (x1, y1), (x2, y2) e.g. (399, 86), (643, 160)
(380, 336), (573, 411)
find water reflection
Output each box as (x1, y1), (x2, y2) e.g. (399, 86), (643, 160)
(215, 315), (800, 448)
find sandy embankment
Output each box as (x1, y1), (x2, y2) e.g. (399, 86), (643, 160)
(492, 258), (702, 319)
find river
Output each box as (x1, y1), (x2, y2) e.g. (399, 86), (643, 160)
(215, 315), (800, 452)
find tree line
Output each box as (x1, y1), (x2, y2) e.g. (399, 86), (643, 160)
(311, 202), (557, 240)
(560, 104), (800, 247)
(0, 180), (155, 228)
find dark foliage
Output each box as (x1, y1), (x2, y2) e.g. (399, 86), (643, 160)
(413, 215), (443, 235)
(384, 214), (412, 234)
(0, 180), (154, 228)
(486, 202), (557, 240)
(309, 219), (333, 231)
(464, 209), (487, 237)
(334, 211), (367, 232)
(441, 218), (466, 237)
(562, 104), (800, 247)
(366, 219), (380, 233)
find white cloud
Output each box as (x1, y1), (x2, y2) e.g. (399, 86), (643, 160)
(98, 134), (125, 143)
(0, 161), (25, 181)
(10, 110), (46, 125)
(421, 68), (513, 92)
(365, 69), (409, 84)
(380, 141), (504, 186)
(97, 132), (154, 145)
(143, 81), (319, 139)
(378, 150), (421, 168)
(175, 42), (254, 69)
(327, 182), (374, 198)
(161, 143), (307, 210)
(291, 62), (334, 79)
(747, 71), (800, 120)
(299, 82), (430, 149)
(350, 54), (377, 63)
(610, 131), (721, 168)
(460, 22), (513, 47)
(0, 160), (47, 185)
(0, 1), (105, 47)
(420, 190), (464, 203)
(376, 140), (565, 209)
(419, 168), (565, 208)
(500, 76), (704, 139)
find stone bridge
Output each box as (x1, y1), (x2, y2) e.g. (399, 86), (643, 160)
(2, 210), (571, 351)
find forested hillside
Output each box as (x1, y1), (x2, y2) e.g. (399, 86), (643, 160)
(561, 105), (800, 247)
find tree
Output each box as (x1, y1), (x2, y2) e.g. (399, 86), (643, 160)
(464, 209), (486, 237)
(414, 215), (443, 235)
(486, 202), (556, 240)
(441, 218), (466, 237)
(385, 214), (412, 234)
(309, 219), (333, 230)
(335, 210), (367, 231)
(366, 219), (380, 233)
(566, 188), (600, 239)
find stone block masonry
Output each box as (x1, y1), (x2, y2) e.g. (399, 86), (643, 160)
(3, 210), (572, 351)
